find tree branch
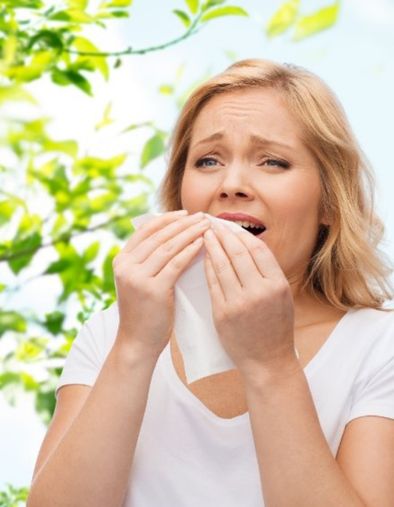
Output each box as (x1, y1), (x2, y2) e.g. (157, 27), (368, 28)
(0, 211), (136, 263)
(64, 15), (202, 57)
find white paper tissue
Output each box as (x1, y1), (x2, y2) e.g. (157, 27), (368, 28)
(131, 212), (244, 383)
(131, 212), (298, 384)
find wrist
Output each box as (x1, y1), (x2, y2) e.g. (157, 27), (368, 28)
(113, 332), (163, 367)
(241, 354), (303, 394)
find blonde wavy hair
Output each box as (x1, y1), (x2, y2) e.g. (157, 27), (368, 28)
(156, 59), (393, 311)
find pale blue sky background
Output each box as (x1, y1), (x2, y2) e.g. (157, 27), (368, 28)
(1, 0), (393, 490)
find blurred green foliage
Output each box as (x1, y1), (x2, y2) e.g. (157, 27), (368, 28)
(0, 0), (339, 500)
(0, 484), (29, 507)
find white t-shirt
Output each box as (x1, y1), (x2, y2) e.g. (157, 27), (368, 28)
(56, 303), (394, 507)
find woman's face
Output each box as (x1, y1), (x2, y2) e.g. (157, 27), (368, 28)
(180, 88), (329, 287)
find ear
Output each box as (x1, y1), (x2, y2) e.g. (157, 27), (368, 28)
(320, 209), (332, 227)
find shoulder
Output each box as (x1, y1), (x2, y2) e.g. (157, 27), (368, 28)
(84, 300), (119, 331)
(345, 306), (394, 383)
(346, 306), (394, 342)
(74, 301), (120, 357)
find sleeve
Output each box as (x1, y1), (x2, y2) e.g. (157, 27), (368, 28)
(55, 312), (106, 399)
(347, 354), (394, 423)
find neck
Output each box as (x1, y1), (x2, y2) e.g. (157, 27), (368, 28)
(287, 271), (318, 324)
(291, 285), (338, 329)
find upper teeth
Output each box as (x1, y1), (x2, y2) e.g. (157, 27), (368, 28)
(232, 220), (264, 229)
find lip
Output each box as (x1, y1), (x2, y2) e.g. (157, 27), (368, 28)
(215, 212), (266, 228)
(214, 212), (267, 238)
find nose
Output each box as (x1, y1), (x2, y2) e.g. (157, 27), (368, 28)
(217, 163), (254, 201)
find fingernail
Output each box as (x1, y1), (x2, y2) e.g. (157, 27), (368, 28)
(204, 229), (214, 239)
(174, 209), (188, 215)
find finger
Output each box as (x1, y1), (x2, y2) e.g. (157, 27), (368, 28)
(210, 223), (263, 288)
(203, 228), (242, 293)
(125, 210), (189, 253)
(124, 212), (204, 260)
(204, 252), (226, 303)
(124, 218), (210, 279)
(156, 236), (205, 288)
(234, 227), (285, 280)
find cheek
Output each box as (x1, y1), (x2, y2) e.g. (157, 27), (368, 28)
(180, 170), (214, 209)
(264, 180), (321, 265)
(267, 185), (320, 226)
(273, 175), (321, 222)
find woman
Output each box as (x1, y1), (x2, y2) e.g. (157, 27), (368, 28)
(28, 59), (394, 507)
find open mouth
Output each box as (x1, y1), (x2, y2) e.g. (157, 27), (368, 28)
(242, 225), (266, 236)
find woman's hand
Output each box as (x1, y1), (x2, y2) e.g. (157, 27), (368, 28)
(203, 222), (297, 381)
(113, 210), (211, 358)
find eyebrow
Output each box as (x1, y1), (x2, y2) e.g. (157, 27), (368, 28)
(191, 132), (294, 151)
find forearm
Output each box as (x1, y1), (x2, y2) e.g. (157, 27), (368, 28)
(28, 338), (159, 507)
(244, 361), (366, 507)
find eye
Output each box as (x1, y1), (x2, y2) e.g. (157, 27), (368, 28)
(195, 157), (219, 168)
(261, 158), (290, 169)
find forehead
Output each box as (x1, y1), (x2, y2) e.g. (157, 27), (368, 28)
(191, 88), (305, 148)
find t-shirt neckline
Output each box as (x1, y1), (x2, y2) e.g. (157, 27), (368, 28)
(160, 308), (355, 426)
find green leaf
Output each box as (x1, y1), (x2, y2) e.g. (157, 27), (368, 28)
(73, 37), (109, 80)
(109, 216), (134, 239)
(293, 2), (340, 41)
(201, 5), (248, 22)
(15, 338), (48, 362)
(0, 85), (36, 105)
(50, 9), (95, 23)
(108, 9), (130, 17)
(89, 191), (119, 212)
(0, 372), (20, 389)
(11, 0), (43, 6)
(140, 133), (166, 168)
(6, 51), (55, 82)
(0, 483), (29, 504)
(27, 30), (64, 51)
(43, 311), (65, 334)
(0, 311), (26, 337)
(103, 0), (133, 6)
(224, 49), (237, 61)
(159, 84), (174, 95)
(121, 121), (152, 133)
(51, 214), (68, 236)
(201, 0), (225, 12)
(8, 230), (42, 274)
(35, 389), (56, 425)
(266, 0), (300, 38)
(102, 245), (120, 290)
(6, 214), (42, 269)
(45, 258), (73, 274)
(43, 139), (78, 157)
(51, 68), (70, 86)
(52, 68), (93, 95)
(66, 0), (88, 9)
(29, 161), (71, 199)
(185, 0), (199, 14)
(74, 154), (127, 177)
(173, 9), (191, 28)
(83, 241), (100, 262)
(52, 242), (94, 302)
(0, 199), (18, 226)
(3, 35), (17, 65)
(95, 102), (113, 130)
